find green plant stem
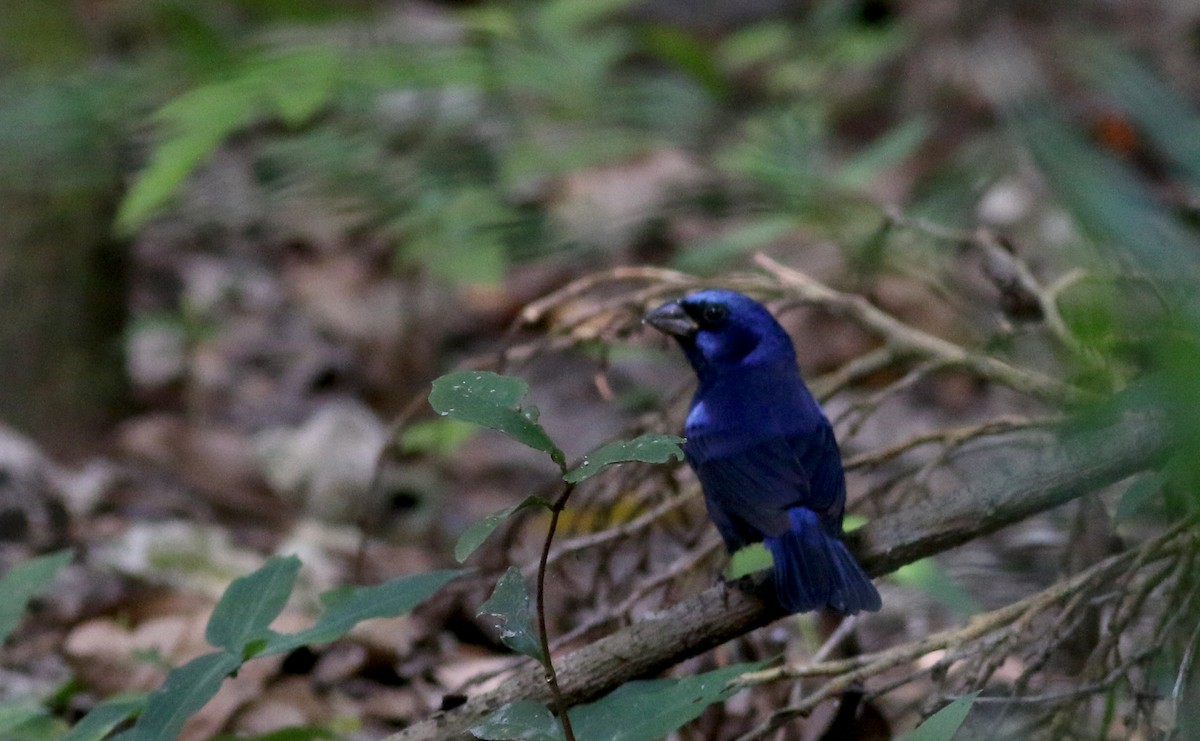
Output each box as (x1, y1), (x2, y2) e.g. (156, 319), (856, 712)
(537, 481), (577, 741)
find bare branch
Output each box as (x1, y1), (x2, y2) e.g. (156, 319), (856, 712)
(387, 412), (1169, 741)
(734, 525), (1187, 740)
(752, 254), (1093, 405)
(842, 415), (1055, 470)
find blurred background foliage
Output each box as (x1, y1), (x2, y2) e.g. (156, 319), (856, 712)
(5, 0), (1200, 738)
(5, 0), (1198, 433)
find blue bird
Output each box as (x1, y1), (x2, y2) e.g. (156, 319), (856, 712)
(646, 289), (881, 615)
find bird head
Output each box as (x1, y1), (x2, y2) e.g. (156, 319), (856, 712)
(644, 289), (796, 382)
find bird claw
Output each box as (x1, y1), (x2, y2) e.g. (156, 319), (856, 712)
(719, 571), (771, 605)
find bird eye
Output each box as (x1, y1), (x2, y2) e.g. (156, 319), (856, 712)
(701, 303), (728, 325)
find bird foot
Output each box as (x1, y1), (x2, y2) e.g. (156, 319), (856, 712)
(719, 571), (771, 605)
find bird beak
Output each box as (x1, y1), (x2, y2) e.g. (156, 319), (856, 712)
(644, 301), (697, 338)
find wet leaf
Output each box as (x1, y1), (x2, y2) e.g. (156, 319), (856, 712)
(456, 497), (553, 563)
(563, 433), (685, 483)
(429, 371), (564, 467)
(471, 700), (562, 741)
(478, 568), (544, 662)
(472, 663), (767, 741)
(570, 661), (767, 741)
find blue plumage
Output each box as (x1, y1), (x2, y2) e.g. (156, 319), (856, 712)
(646, 289), (881, 614)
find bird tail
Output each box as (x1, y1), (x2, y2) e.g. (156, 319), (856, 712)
(763, 507), (881, 615)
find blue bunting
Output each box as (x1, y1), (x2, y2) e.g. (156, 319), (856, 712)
(647, 289), (881, 615)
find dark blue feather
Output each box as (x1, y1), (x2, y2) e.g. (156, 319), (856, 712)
(646, 289), (881, 615)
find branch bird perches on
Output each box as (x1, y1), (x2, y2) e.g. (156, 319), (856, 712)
(380, 258), (1171, 740)
(390, 412), (1169, 741)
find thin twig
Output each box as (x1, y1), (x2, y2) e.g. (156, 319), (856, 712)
(731, 524), (1189, 740)
(811, 346), (897, 401)
(536, 490), (699, 572)
(834, 359), (947, 435)
(753, 253), (1093, 405)
(537, 482), (577, 741)
(552, 533), (723, 649)
(1170, 613), (1200, 730)
(811, 615), (859, 664)
(887, 209), (1090, 351)
(388, 409), (1170, 741)
(955, 646), (1159, 705)
(842, 415), (1054, 470)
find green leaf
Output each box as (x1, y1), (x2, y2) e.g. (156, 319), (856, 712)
(402, 188), (513, 286)
(1004, 101), (1200, 280)
(471, 700), (562, 741)
(0, 713), (59, 741)
(116, 79), (260, 232)
(725, 543), (773, 580)
(113, 651), (242, 741)
(0, 702), (49, 734)
(206, 556), (301, 655)
(836, 118), (928, 189)
(719, 22), (793, 73)
(1082, 50), (1200, 188)
(893, 559), (979, 617)
(570, 661), (768, 741)
(116, 43), (343, 234)
(261, 569), (468, 655)
(1115, 470), (1166, 522)
(638, 25), (726, 98)
(461, 6), (520, 39)
(473, 663), (768, 741)
(401, 418), (479, 458)
(671, 217), (796, 274)
(0, 3), (88, 67)
(116, 132), (221, 231)
(0, 549), (72, 645)
(563, 433), (686, 483)
(478, 568), (545, 662)
(899, 692), (980, 741)
(539, 0), (637, 35)
(429, 372), (564, 467)
(455, 497), (552, 563)
(63, 694), (148, 741)
(258, 46), (341, 127)
(843, 514), (869, 532)
(719, 109), (822, 209)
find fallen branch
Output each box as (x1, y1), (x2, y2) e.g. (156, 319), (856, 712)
(388, 412), (1170, 741)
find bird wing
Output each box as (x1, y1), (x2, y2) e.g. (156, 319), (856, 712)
(686, 423), (846, 542)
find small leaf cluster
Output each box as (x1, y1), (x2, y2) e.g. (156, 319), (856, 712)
(471, 662), (768, 741)
(0, 369), (696, 740)
(0, 553), (467, 740)
(430, 370), (684, 561)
